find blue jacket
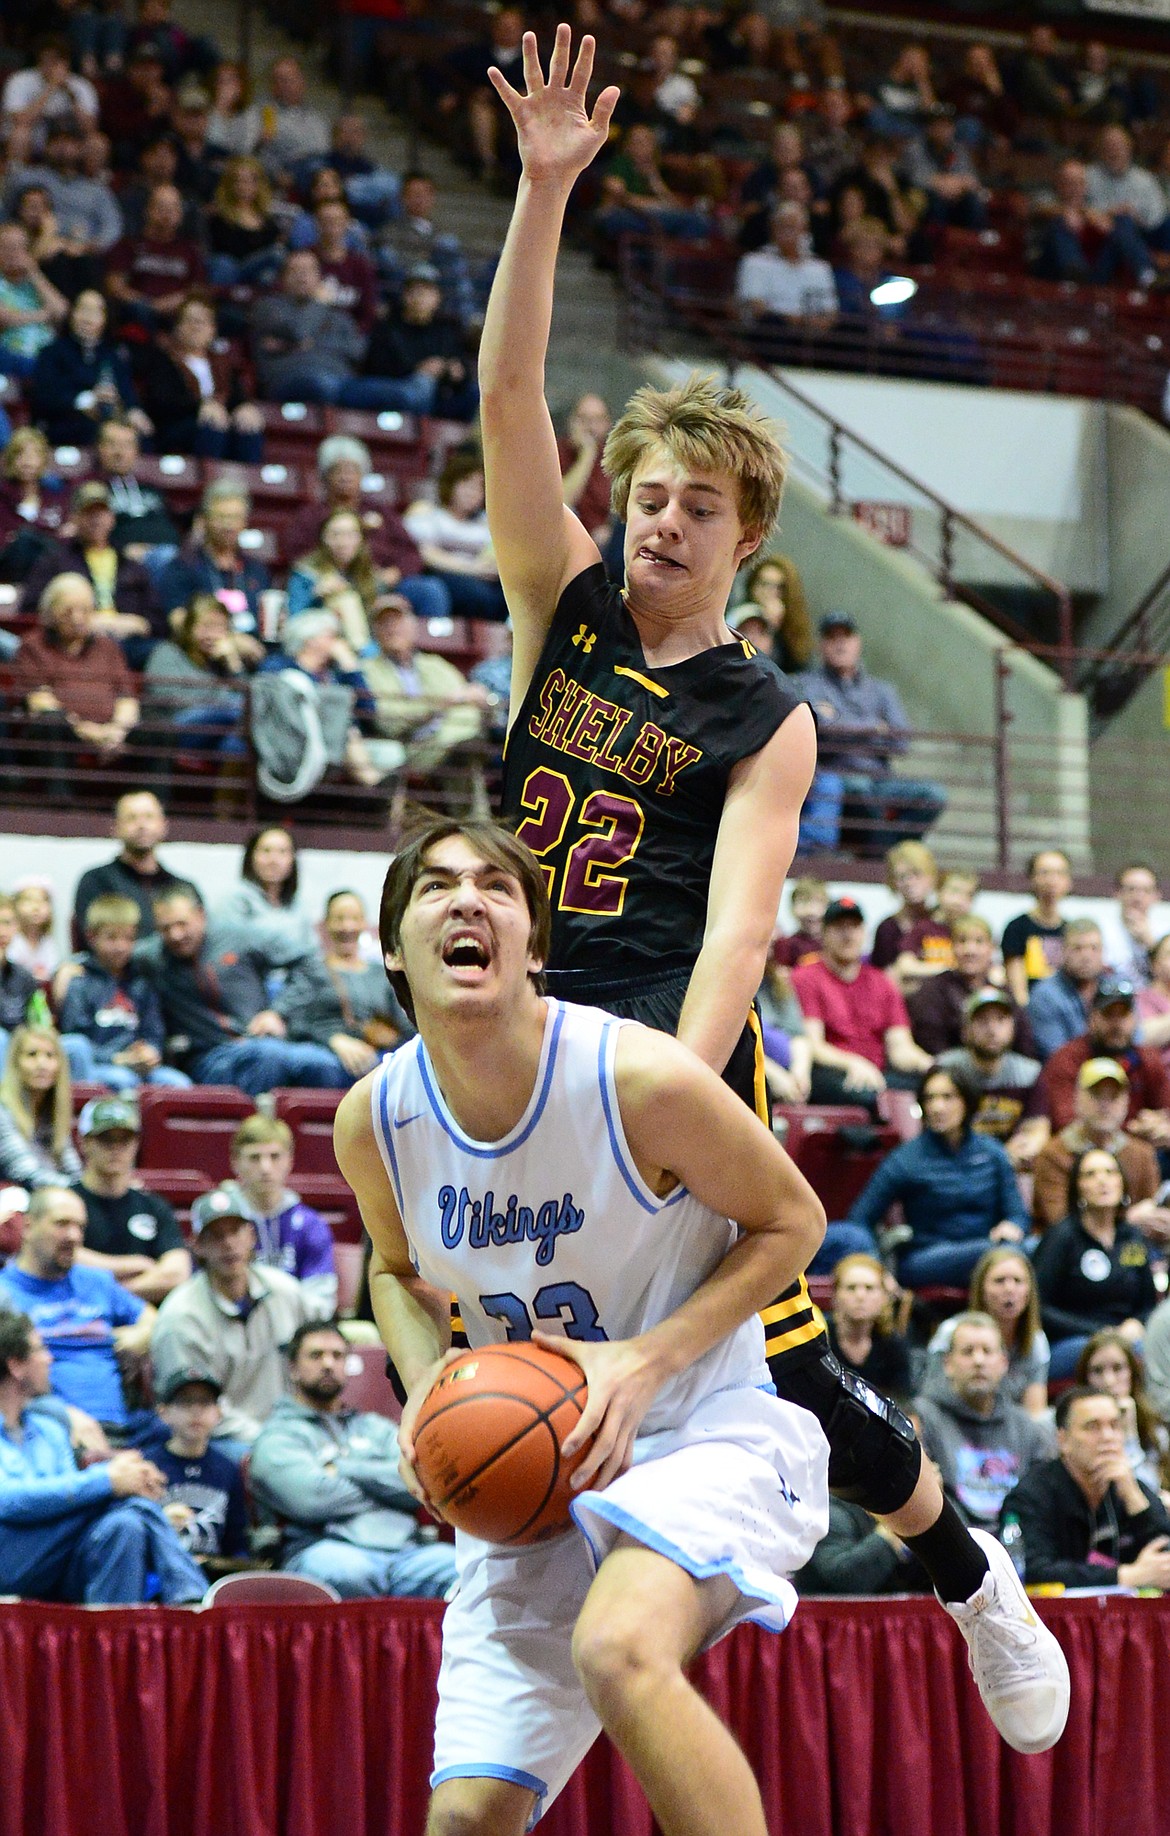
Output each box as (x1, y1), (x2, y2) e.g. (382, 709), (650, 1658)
(848, 1128), (1028, 1246)
(29, 332), (139, 446)
(0, 1407), (115, 1524)
(57, 956), (167, 1057)
(1027, 970), (1090, 1062)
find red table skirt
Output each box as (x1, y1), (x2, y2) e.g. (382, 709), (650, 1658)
(2, 1593), (1167, 1836)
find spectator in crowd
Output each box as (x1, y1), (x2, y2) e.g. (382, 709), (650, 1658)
(1008, 1387), (1170, 1590)
(2, 37), (100, 153)
(250, 249), (425, 413)
(594, 122), (710, 245)
(311, 199), (378, 335)
(0, 1184), (154, 1432)
(0, 426), (68, 579)
(824, 1251), (910, 1398)
(4, 120), (123, 255)
(0, 1025), (80, 1189)
(402, 453), (507, 622)
(71, 790), (192, 943)
(795, 1488), (932, 1595)
(913, 1313), (1052, 1529)
(848, 1064), (1028, 1290)
(1137, 934), (1170, 1075)
(250, 1318), (457, 1599)
(372, 169), (473, 319)
(141, 884), (350, 1093)
(829, 137), (921, 258)
(900, 108), (986, 230)
(58, 895), (190, 1092)
(0, 1309), (204, 1605)
(255, 56), (329, 181)
(867, 42), (938, 138)
(169, 79), (219, 204)
(738, 121), (810, 253)
(791, 895), (931, 1110)
(282, 434), (448, 624)
(922, 1248), (1050, 1418)
(89, 418), (180, 560)
(938, 869), (980, 929)
(363, 593), (489, 802)
(204, 155), (284, 287)
(1036, 977), (1170, 1145)
(0, 896), (38, 1069)
(126, 0), (215, 86)
(1028, 918), (1106, 1062)
(118, 134), (202, 243)
(365, 263), (479, 424)
(11, 180), (104, 304)
(1104, 861), (1161, 989)
(253, 607), (385, 791)
(19, 481), (163, 666)
(1009, 25), (1073, 121)
(1032, 1146), (1159, 1378)
(771, 876), (827, 970)
(71, 1095), (191, 1304)
(157, 478), (269, 634)
(1031, 1058), (1165, 1238)
(1001, 849), (1071, 1006)
(794, 613), (946, 851)
(106, 182), (206, 331)
(1085, 126), (1168, 247)
(1075, 1331), (1170, 1500)
(8, 879), (59, 985)
(935, 988), (1045, 1168)
(271, 889), (411, 1088)
(870, 841), (952, 991)
(287, 508), (383, 651)
(132, 293), (264, 462)
(11, 572), (139, 789)
(0, 221), (67, 379)
(225, 1115), (337, 1313)
(434, 6), (525, 181)
(558, 392), (612, 547)
(149, 1368), (249, 1564)
(27, 293), (146, 455)
(755, 956), (812, 1107)
(469, 621), (512, 747)
(907, 914), (1017, 1058)
(100, 44), (172, 171)
(943, 43), (1018, 146)
(141, 592), (258, 755)
(150, 1184), (311, 1453)
(1033, 157), (1155, 288)
(737, 553), (814, 673)
(736, 201), (838, 334)
(805, 90), (861, 198)
(206, 60), (259, 160)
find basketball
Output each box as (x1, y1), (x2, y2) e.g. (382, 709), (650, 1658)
(411, 1342), (591, 1546)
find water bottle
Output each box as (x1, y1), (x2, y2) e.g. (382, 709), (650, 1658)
(1001, 1512), (1026, 1582)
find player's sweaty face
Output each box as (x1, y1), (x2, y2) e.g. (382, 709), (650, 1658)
(394, 838), (540, 1009)
(623, 452), (756, 614)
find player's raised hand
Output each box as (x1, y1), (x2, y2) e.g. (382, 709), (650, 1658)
(488, 24), (620, 188)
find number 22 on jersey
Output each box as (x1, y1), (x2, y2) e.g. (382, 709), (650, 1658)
(515, 766), (645, 916)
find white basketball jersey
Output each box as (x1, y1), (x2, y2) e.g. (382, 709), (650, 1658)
(371, 999), (770, 1435)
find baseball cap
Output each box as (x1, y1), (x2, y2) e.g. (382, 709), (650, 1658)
(1078, 1057), (1129, 1091)
(822, 897), (865, 926)
(963, 986), (1014, 1020)
(190, 1186), (252, 1237)
(157, 1368), (223, 1404)
(73, 480), (111, 510)
(819, 612), (858, 635)
(1093, 976), (1136, 1011)
(727, 602), (773, 633)
(78, 1096), (140, 1138)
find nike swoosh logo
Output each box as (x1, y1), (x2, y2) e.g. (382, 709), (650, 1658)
(393, 1112), (425, 1129)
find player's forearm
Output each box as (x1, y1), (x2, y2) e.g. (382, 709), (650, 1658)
(676, 936), (770, 1080)
(479, 176), (571, 407)
(369, 1264), (450, 1392)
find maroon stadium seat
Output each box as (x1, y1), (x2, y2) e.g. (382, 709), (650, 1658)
(139, 1168), (215, 1236)
(341, 1342), (401, 1421)
(290, 1172), (363, 1243)
(271, 1088), (344, 1175)
(137, 1087), (255, 1178)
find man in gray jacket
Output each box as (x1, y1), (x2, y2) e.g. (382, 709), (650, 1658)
(913, 1313), (1053, 1529)
(249, 249), (435, 413)
(250, 1319), (456, 1598)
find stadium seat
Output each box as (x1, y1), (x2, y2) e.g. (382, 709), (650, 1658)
(137, 1087), (255, 1178)
(341, 1343), (402, 1421)
(271, 1089), (344, 1175)
(140, 1168), (214, 1235)
(325, 408), (424, 474)
(253, 401), (328, 464)
(774, 1106), (898, 1219)
(137, 453), (204, 515)
(290, 1173), (364, 1243)
(71, 1082), (112, 1116)
(202, 1571), (340, 1606)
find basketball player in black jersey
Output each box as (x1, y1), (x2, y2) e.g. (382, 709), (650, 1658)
(467, 23), (1068, 1755)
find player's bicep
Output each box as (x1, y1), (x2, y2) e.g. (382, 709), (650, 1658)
(333, 1079), (414, 1277)
(505, 509), (604, 725)
(705, 707), (817, 951)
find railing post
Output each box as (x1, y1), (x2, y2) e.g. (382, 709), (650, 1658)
(993, 649), (1012, 872)
(827, 426), (842, 514)
(940, 508), (954, 596)
(1056, 588), (1074, 691)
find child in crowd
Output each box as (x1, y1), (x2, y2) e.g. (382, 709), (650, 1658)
(8, 879), (60, 987)
(0, 1024), (81, 1188)
(0, 895), (38, 1070)
(870, 841), (953, 992)
(772, 876), (827, 969)
(225, 1115), (337, 1315)
(57, 896), (191, 1090)
(938, 868), (980, 929)
(1002, 848), (1071, 1006)
(151, 1369), (250, 1564)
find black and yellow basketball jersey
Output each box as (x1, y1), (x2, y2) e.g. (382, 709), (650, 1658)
(502, 563), (826, 1371)
(502, 562), (804, 989)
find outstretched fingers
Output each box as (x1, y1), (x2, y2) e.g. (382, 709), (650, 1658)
(521, 29), (546, 94)
(590, 84), (621, 139)
(548, 20), (573, 90)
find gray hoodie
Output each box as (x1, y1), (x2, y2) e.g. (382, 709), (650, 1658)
(913, 1383), (1055, 1526)
(250, 1393), (420, 1560)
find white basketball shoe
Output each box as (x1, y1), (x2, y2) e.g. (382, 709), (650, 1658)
(942, 1528), (1071, 1754)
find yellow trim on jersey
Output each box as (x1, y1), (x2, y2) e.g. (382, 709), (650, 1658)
(764, 1314), (828, 1355)
(739, 638), (756, 658)
(746, 1009), (769, 1124)
(613, 664), (669, 700)
(761, 1289), (815, 1326)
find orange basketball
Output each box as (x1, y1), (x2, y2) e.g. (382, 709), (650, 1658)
(411, 1342), (590, 1546)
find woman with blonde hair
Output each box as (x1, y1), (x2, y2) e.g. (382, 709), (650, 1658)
(205, 156), (283, 287)
(739, 553), (814, 671)
(0, 1024), (81, 1187)
(871, 838), (954, 989)
(287, 507), (381, 649)
(827, 1251), (912, 1398)
(0, 426), (67, 575)
(924, 1246), (1050, 1415)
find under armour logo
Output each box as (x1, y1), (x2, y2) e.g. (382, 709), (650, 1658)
(571, 624), (596, 653)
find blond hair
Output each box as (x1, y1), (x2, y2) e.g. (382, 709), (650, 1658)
(84, 895), (140, 934)
(0, 1024), (73, 1160)
(231, 1114), (293, 1156)
(885, 839), (938, 893)
(603, 373), (788, 541)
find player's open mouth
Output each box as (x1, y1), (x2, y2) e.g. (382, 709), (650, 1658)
(441, 931), (491, 970)
(637, 547), (684, 569)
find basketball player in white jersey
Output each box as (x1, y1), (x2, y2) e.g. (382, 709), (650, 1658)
(335, 817), (833, 1836)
